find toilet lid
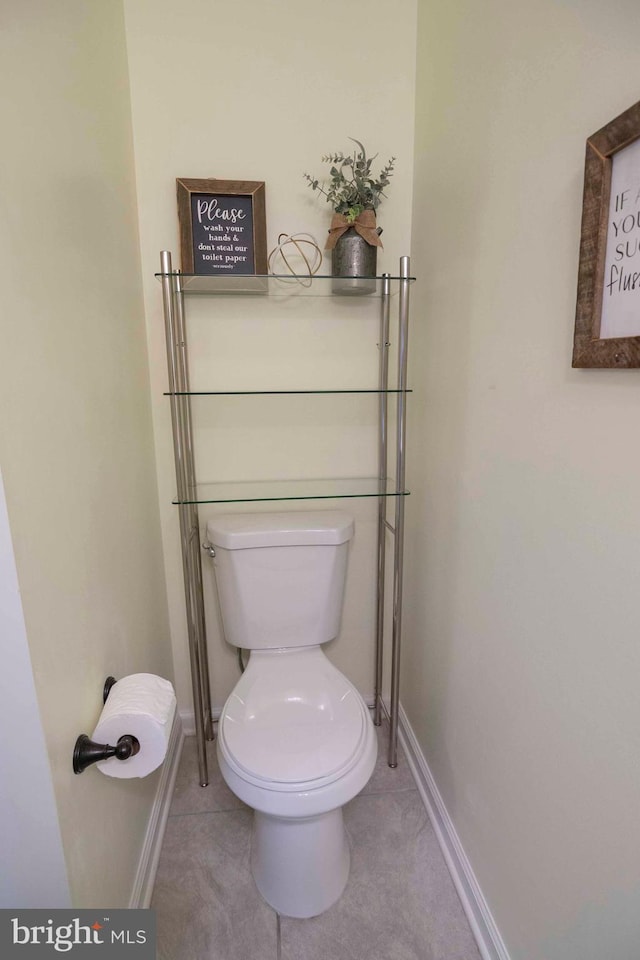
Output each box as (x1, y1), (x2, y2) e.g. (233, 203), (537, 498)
(221, 656), (366, 784)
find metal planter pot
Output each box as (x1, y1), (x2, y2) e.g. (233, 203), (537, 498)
(331, 226), (380, 295)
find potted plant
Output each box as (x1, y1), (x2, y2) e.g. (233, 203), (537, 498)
(304, 139), (395, 290)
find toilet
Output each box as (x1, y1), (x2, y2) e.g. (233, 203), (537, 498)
(205, 510), (377, 919)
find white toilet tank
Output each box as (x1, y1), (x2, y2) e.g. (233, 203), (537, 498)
(206, 511), (354, 650)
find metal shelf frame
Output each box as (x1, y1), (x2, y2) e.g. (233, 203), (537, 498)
(159, 250), (411, 785)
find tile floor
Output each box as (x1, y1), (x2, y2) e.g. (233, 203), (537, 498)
(152, 719), (482, 960)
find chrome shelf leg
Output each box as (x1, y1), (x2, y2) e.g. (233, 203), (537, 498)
(374, 275), (391, 727)
(388, 256), (411, 767)
(160, 250), (213, 787)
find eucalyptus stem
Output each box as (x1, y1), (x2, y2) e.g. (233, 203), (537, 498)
(304, 138), (396, 221)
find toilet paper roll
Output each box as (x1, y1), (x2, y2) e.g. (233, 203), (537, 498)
(92, 673), (176, 778)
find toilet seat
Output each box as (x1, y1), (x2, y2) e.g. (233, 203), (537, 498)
(218, 647), (371, 792)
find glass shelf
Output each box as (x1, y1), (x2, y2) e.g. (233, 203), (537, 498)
(155, 271), (415, 297)
(172, 477), (410, 505)
(164, 388), (412, 396)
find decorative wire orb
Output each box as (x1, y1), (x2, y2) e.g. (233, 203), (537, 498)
(268, 233), (323, 286)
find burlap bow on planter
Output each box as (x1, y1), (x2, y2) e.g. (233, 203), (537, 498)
(325, 209), (383, 250)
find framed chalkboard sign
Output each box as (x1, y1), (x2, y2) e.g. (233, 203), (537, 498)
(176, 178), (267, 276)
(573, 100), (640, 367)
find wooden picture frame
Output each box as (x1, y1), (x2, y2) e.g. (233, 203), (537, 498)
(176, 178), (267, 276)
(573, 100), (640, 367)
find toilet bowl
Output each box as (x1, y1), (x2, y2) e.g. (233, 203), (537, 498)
(206, 510), (377, 918)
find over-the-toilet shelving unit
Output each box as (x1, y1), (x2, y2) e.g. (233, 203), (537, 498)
(157, 251), (413, 786)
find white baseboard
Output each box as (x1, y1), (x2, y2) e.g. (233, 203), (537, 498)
(129, 714), (185, 908)
(398, 705), (511, 960)
(178, 707), (196, 737)
(179, 706), (221, 737)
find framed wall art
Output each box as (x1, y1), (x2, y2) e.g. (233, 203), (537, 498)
(573, 100), (640, 367)
(176, 178), (267, 276)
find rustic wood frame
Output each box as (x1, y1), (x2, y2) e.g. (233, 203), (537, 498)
(176, 178), (267, 275)
(572, 101), (640, 367)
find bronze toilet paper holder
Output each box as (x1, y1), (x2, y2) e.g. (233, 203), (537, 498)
(73, 676), (140, 774)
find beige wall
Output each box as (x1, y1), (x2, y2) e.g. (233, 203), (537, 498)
(123, 0), (417, 713)
(7, 2), (636, 945)
(407, 1), (640, 957)
(0, 2), (172, 906)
